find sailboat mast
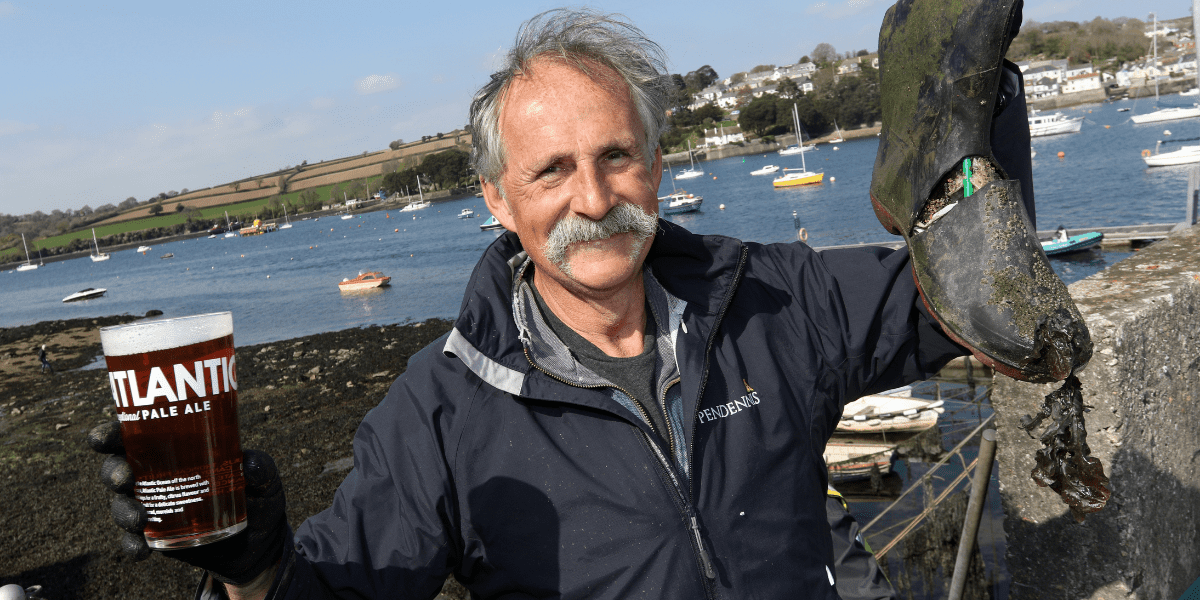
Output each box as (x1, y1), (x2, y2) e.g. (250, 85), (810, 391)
(22, 233), (30, 261)
(1153, 13), (1159, 102)
(1194, 1), (1200, 94)
(794, 103), (808, 173)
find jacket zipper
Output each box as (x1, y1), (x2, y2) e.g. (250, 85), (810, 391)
(522, 347), (717, 592)
(521, 348), (663, 439)
(678, 245), (749, 592)
(660, 377), (681, 458)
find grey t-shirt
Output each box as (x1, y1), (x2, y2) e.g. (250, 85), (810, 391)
(529, 282), (666, 437)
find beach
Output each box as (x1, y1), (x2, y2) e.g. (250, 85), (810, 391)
(0, 314), (467, 598)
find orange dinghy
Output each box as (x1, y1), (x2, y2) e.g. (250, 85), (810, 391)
(338, 271), (391, 292)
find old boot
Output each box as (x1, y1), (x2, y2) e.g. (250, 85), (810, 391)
(870, 0), (1091, 382)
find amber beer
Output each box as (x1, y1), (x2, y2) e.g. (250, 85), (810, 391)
(100, 312), (247, 549)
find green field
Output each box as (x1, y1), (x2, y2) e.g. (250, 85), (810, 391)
(1, 177), (384, 262)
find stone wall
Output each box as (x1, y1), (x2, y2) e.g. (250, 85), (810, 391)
(992, 225), (1200, 599)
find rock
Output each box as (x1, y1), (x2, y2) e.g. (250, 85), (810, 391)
(54, 423), (69, 431)
(371, 371), (391, 379)
(346, 381), (355, 388)
(145, 310), (163, 317)
(320, 457), (354, 475)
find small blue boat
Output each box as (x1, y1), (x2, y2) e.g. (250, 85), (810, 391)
(479, 215), (505, 231)
(1041, 230), (1103, 256)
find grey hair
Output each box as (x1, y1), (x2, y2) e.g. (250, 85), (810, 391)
(469, 8), (672, 190)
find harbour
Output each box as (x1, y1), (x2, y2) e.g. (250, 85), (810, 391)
(4, 93), (1200, 599)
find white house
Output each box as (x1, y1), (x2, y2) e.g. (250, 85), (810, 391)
(1061, 72), (1102, 94)
(702, 124), (745, 147)
(1028, 76), (1059, 99)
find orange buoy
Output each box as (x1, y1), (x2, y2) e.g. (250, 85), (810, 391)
(1057, 151), (1065, 159)
(1104, 125), (1111, 129)
(1142, 149), (1152, 157)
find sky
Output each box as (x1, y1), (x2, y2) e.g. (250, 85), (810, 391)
(0, 0), (1183, 216)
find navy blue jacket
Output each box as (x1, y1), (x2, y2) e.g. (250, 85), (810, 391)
(250, 220), (963, 599)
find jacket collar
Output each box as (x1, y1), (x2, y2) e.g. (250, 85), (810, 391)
(443, 220), (746, 400)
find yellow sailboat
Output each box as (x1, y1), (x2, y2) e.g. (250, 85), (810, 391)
(773, 103), (825, 188)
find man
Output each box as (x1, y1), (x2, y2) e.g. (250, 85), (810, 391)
(37, 344), (53, 375)
(92, 3), (1079, 598)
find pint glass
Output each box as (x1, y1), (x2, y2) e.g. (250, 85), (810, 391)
(99, 312), (247, 549)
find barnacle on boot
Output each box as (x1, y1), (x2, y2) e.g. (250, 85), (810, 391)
(1018, 375), (1111, 522)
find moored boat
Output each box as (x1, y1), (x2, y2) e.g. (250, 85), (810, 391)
(16, 234), (38, 272)
(1142, 139), (1200, 167)
(339, 271), (391, 291)
(750, 165), (780, 176)
(674, 140), (704, 180)
(479, 215), (506, 231)
(62, 287), (107, 303)
(774, 103), (824, 188)
(400, 200), (431, 212)
(1041, 228), (1104, 256)
(458, 208), (476, 219)
(838, 393), (944, 435)
(137, 245), (152, 253)
(1027, 110), (1084, 137)
(659, 191), (702, 215)
(824, 441), (897, 483)
(90, 228), (110, 262)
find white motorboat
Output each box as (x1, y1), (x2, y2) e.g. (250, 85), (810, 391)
(62, 287), (107, 303)
(675, 140), (703, 180)
(1143, 141), (1200, 167)
(137, 245), (152, 253)
(1028, 110), (1084, 137)
(89, 228), (110, 262)
(659, 191), (703, 215)
(750, 165), (780, 176)
(16, 233), (38, 272)
(458, 208), (476, 219)
(1183, 88), (1200, 97)
(341, 214), (355, 220)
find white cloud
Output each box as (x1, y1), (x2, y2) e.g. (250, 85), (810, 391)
(0, 119), (37, 136)
(0, 2), (16, 18)
(355, 74), (401, 95)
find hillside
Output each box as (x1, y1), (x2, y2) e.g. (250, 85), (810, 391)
(1, 131), (473, 262)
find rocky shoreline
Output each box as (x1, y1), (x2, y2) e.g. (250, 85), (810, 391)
(0, 314), (467, 598)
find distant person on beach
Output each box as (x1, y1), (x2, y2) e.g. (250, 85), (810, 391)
(90, 3), (1084, 599)
(37, 345), (52, 375)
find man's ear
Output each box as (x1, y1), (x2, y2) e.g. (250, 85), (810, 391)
(481, 176), (516, 232)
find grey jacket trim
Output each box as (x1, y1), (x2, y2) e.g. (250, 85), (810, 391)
(443, 328), (525, 396)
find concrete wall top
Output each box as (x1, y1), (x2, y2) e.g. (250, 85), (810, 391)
(993, 224), (1200, 599)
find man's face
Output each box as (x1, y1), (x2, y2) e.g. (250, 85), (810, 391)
(482, 58), (662, 297)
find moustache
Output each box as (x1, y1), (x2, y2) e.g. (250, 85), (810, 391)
(542, 203), (659, 275)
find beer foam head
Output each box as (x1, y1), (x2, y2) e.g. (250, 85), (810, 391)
(101, 312), (234, 357)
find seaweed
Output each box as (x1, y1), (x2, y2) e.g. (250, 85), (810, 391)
(1018, 375), (1111, 522)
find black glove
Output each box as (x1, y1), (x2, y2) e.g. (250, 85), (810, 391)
(87, 422), (289, 586)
